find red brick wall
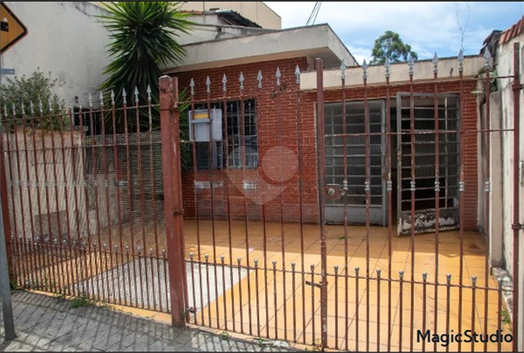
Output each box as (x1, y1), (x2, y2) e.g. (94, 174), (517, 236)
(172, 58), (479, 231)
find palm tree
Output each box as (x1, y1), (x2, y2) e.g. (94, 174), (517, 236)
(97, 1), (193, 132)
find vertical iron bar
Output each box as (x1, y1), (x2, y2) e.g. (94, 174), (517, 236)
(422, 272), (427, 352)
(206, 254), (211, 327)
(356, 267), (360, 352)
(20, 107), (39, 288)
(315, 57), (328, 352)
(511, 41), (521, 352)
(10, 112), (32, 288)
(311, 264), (316, 345)
(221, 255), (227, 330)
(255, 259), (261, 337)
(433, 57), (441, 353)
(205, 77), (220, 329)
(497, 279), (503, 352)
(159, 76), (187, 326)
(292, 262), (296, 343)
(2, 117), (23, 288)
(190, 253), (197, 323)
(334, 266), (339, 348)
(377, 269), (382, 352)
(28, 113), (48, 291)
(471, 276), (477, 352)
(273, 261), (278, 339)
(0, 116), (14, 283)
(483, 54), (492, 353)
(446, 274), (451, 353)
(385, 59), (393, 353)
(408, 59), (416, 353)
(399, 270), (404, 352)
(109, 92), (126, 307)
(342, 68), (350, 353)
(239, 257), (245, 334)
(135, 92), (150, 310)
(363, 61), (371, 353)
(458, 52), (466, 353)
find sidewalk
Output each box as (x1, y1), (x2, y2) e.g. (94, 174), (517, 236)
(0, 290), (295, 352)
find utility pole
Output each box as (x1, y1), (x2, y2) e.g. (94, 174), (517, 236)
(0, 14), (17, 342)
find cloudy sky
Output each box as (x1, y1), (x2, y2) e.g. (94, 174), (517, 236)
(264, 1), (524, 65)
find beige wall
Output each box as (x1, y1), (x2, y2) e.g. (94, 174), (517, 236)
(179, 1), (281, 29)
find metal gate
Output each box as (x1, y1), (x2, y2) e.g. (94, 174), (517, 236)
(1, 45), (521, 352)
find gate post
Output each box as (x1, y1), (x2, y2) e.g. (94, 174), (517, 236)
(159, 75), (187, 327)
(315, 58), (328, 351)
(0, 131), (13, 281)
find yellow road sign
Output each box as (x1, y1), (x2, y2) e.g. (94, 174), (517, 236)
(1, 1), (28, 54)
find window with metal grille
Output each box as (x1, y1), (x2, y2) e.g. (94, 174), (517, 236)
(191, 99), (258, 170)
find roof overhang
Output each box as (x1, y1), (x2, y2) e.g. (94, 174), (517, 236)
(162, 24), (357, 74)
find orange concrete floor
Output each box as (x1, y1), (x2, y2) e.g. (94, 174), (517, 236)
(183, 219), (513, 352)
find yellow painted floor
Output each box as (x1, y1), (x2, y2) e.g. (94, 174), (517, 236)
(183, 219), (513, 352)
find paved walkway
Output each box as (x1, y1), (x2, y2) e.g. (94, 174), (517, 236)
(0, 290), (295, 352)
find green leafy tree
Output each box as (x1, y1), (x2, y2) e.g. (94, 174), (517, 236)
(370, 30), (418, 65)
(97, 1), (193, 131)
(0, 70), (67, 131)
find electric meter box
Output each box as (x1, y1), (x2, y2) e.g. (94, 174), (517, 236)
(188, 108), (222, 142)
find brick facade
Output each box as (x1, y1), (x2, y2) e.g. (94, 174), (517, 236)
(172, 57), (479, 231)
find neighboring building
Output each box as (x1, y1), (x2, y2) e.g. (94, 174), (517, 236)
(1, 2), (110, 108)
(483, 15), (524, 351)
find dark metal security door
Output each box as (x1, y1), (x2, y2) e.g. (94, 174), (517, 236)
(324, 100), (386, 225)
(396, 93), (460, 235)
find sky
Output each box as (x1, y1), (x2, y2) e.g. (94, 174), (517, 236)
(264, 1), (524, 65)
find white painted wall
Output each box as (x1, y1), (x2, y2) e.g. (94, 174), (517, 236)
(1, 2), (110, 108)
(495, 34), (524, 350)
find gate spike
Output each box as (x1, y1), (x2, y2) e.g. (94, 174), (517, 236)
(222, 74), (227, 92)
(239, 258), (243, 265)
(21, 102), (25, 116)
(146, 85), (151, 101)
(446, 274), (452, 283)
(122, 88), (127, 105)
(408, 55), (415, 75)
(205, 76), (211, 94)
(385, 58), (391, 78)
(189, 78), (195, 96)
(39, 99), (43, 114)
(295, 65), (301, 84)
(205, 254), (209, 261)
(99, 91), (104, 107)
(134, 86), (139, 103)
(458, 49), (464, 72)
(30, 101), (35, 116)
(432, 52), (439, 74)
(275, 67), (281, 86)
(399, 270), (404, 279)
(483, 48), (491, 70)
(48, 98), (53, 114)
(471, 275), (477, 286)
(334, 265), (339, 273)
(362, 59), (368, 80)
(110, 90), (115, 106)
(376, 268), (382, 278)
(12, 103), (16, 117)
(189, 252), (194, 260)
(255, 259), (259, 267)
(355, 267), (360, 276)
(220, 255), (225, 262)
(239, 72), (244, 91)
(340, 60), (346, 80)
(257, 70), (263, 89)
(422, 272), (427, 281)
(88, 93), (93, 108)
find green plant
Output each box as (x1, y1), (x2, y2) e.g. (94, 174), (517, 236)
(70, 295), (94, 309)
(219, 331), (231, 341)
(500, 308), (512, 331)
(96, 1), (193, 132)
(54, 292), (66, 301)
(0, 69), (68, 131)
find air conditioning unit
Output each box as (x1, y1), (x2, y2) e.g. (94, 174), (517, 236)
(188, 108), (222, 142)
